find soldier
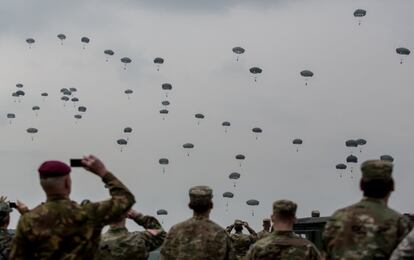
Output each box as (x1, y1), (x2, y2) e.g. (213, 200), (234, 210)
(322, 160), (412, 259)
(160, 185), (235, 260)
(245, 200), (321, 260)
(256, 219), (271, 240)
(10, 155), (135, 259)
(98, 208), (166, 259)
(390, 228), (414, 259)
(226, 220), (257, 258)
(0, 196), (29, 260)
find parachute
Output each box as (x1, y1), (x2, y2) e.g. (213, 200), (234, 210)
(26, 38), (35, 48)
(32, 106), (40, 116)
(222, 121), (231, 133)
(157, 209), (168, 223)
(346, 155), (358, 174)
(300, 70), (314, 86)
(124, 89), (133, 99)
(345, 139), (358, 153)
(223, 192), (234, 210)
(69, 88), (77, 93)
(78, 106), (87, 113)
(120, 57), (132, 70)
(117, 139), (128, 152)
(161, 101), (170, 107)
(183, 143), (194, 156)
(6, 113), (15, 124)
(159, 158), (169, 173)
(195, 113), (205, 125)
(249, 67), (263, 82)
(81, 37), (90, 49)
(16, 83), (23, 88)
(71, 97), (79, 107)
(26, 128), (38, 141)
(229, 172), (241, 187)
(41, 92), (48, 101)
(396, 47), (410, 64)
(104, 49), (114, 62)
(123, 127), (133, 141)
(74, 114), (82, 122)
(154, 57), (164, 71)
(292, 138), (303, 152)
(252, 127), (262, 140)
(61, 96), (69, 106)
(235, 154), (245, 167)
(336, 163), (347, 178)
(356, 138), (367, 152)
(57, 34), (66, 45)
(246, 199), (260, 216)
(232, 47), (245, 61)
(162, 83), (172, 97)
(380, 155), (394, 162)
(160, 109), (169, 120)
(353, 9), (367, 25)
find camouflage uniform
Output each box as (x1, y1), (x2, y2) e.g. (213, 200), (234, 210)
(98, 213), (166, 259)
(160, 186), (236, 260)
(256, 219), (271, 240)
(0, 202), (13, 260)
(390, 228), (414, 260)
(245, 200), (321, 260)
(323, 160), (412, 260)
(10, 171), (135, 260)
(226, 220), (257, 259)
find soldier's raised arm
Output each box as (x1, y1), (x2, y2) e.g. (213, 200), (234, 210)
(244, 222), (258, 241)
(81, 155), (135, 225)
(225, 224), (234, 234)
(128, 209), (166, 252)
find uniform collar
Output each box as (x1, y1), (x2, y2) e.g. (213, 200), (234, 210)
(361, 197), (387, 205)
(108, 227), (128, 234)
(46, 195), (70, 202)
(273, 230), (294, 236)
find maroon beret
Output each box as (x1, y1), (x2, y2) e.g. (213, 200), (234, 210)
(38, 161), (71, 179)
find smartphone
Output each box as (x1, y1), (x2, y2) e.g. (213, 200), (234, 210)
(70, 159), (84, 167)
(9, 202), (16, 208)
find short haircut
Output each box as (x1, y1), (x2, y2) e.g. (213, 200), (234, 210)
(189, 201), (212, 214)
(361, 178), (394, 198)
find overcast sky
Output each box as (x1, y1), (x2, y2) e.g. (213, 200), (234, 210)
(1, 0), (414, 232)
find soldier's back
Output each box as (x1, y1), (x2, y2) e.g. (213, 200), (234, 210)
(230, 233), (253, 258)
(245, 231), (321, 260)
(15, 199), (103, 259)
(323, 198), (412, 259)
(99, 228), (154, 260)
(0, 229), (14, 259)
(161, 216), (234, 260)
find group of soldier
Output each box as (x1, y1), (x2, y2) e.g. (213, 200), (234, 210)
(0, 155), (413, 259)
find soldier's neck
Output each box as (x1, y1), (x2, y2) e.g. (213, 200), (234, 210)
(273, 223), (293, 231)
(193, 212), (210, 219)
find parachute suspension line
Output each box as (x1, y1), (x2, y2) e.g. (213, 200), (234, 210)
(157, 65), (160, 72)
(252, 210), (254, 217)
(400, 59), (403, 64)
(162, 167), (165, 174)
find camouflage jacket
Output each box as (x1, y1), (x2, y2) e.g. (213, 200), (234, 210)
(244, 230), (321, 260)
(10, 172), (135, 260)
(226, 228), (257, 258)
(256, 230), (271, 241)
(322, 197), (412, 260)
(0, 228), (14, 260)
(390, 228), (414, 260)
(160, 215), (236, 260)
(98, 214), (166, 260)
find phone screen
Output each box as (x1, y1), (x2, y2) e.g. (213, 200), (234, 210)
(70, 159), (83, 167)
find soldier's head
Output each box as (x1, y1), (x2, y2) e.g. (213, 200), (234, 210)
(360, 160), (394, 199)
(262, 218), (271, 231)
(188, 186), (213, 215)
(234, 219), (244, 232)
(38, 161), (72, 197)
(271, 200), (297, 228)
(0, 202), (12, 228)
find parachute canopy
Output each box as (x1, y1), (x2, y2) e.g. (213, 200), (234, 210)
(124, 89), (133, 95)
(161, 101), (170, 106)
(6, 113), (15, 119)
(26, 128), (38, 134)
(41, 92), (48, 97)
(345, 140), (358, 147)
(292, 139), (303, 145)
(356, 139), (367, 146)
(57, 34), (66, 40)
(232, 47), (245, 54)
(300, 70), (314, 77)
(396, 47), (411, 55)
(246, 199), (259, 206)
(252, 127), (262, 133)
(159, 158), (169, 165)
(74, 114), (82, 119)
(160, 109), (169, 114)
(81, 37), (90, 43)
(117, 139), (128, 145)
(235, 154), (245, 160)
(195, 113), (205, 119)
(104, 49), (114, 56)
(229, 172), (241, 180)
(380, 155), (394, 162)
(162, 83), (172, 90)
(26, 38), (35, 44)
(353, 9), (367, 17)
(32, 106), (40, 111)
(120, 57), (132, 64)
(346, 155), (358, 163)
(183, 143), (194, 149)
(249, 67), (262, 74)
(61, 96), (69, 101)
(16, 90), (25, 96)
(223, 192), (234, 198)
(222, 121), (231, 127)
(157, 209), (168, 215)
(336, 163), (347, 170)
(123, 127), (133, 133)
(16, 83), (23, 88)
(154, 57), (164, 64)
